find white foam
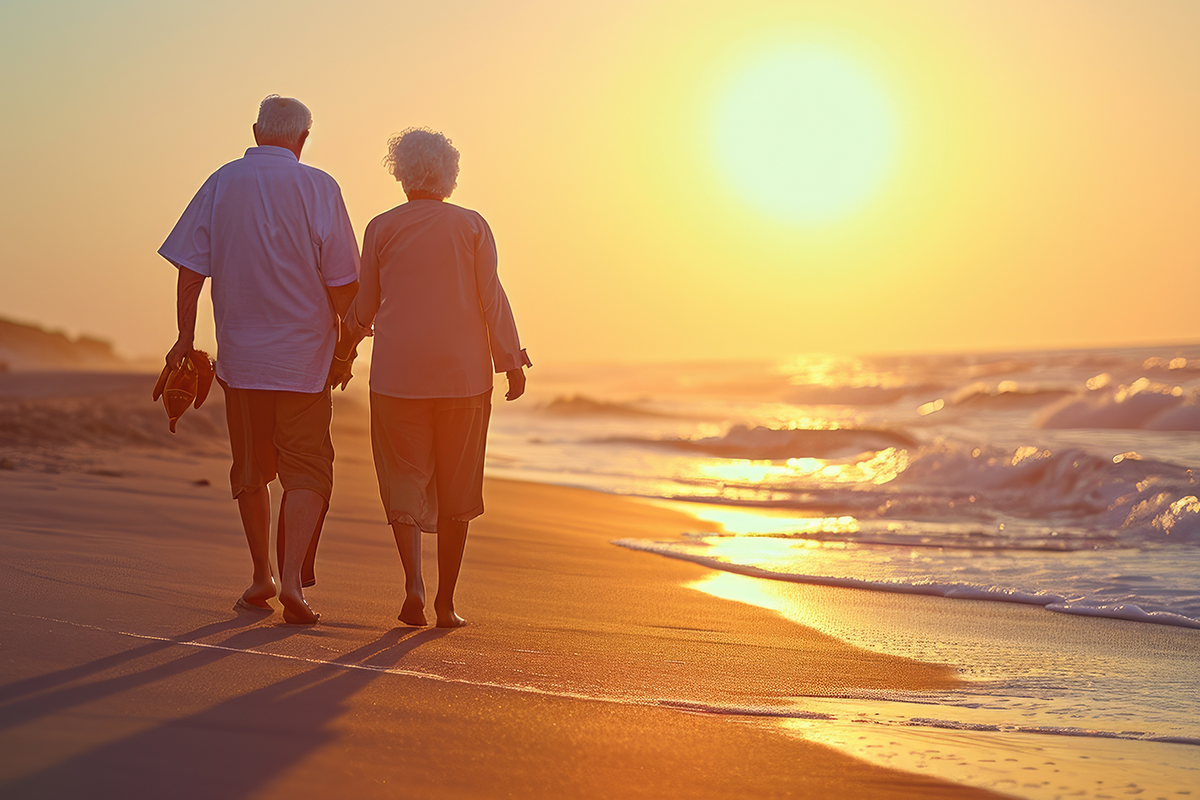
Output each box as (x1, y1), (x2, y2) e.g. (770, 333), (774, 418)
(613, 538), (1200, 629)
(1045, 601), (1200, 629)
(660, 697), (1200, 747)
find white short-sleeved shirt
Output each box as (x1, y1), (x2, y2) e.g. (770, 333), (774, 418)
(159, 146), (360, 393)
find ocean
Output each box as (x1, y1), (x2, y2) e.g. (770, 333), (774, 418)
(489, 345), (1200, 629)
(3, 344), (1197, 797)
(485, 344), (1200, 795)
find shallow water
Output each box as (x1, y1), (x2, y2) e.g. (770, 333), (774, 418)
(484, 345), (1200, 796)
(683, 571), (1200, 799)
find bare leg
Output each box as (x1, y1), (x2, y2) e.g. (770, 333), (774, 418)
(433, 518), (468, 628)
(278, 488), (325, 624)
(236, 485), (275, 608)
(391, 522), (427, 626)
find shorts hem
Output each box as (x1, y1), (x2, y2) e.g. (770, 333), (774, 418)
(278, 476), (332, 502)
(449, 505), (484, 524)
(384, 504), (482, 533)
(386, 512), (425, 530)
(231, 481), (270, 500)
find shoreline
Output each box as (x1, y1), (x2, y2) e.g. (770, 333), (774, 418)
(0, 441), (1007, 798)
(1, 364), (1196, 797)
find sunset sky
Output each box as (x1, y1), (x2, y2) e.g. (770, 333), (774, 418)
(1, 0), (1197, 364)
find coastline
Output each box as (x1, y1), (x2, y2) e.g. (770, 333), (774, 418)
(0, 369), (1197, 797)
(0, 438), (1003, 798)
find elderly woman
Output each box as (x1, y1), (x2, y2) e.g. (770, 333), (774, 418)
(347, 128), (530, 628)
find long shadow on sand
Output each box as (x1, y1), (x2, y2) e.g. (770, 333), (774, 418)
(2, 626), (450, 799)
(0, 619), (299, 732)
(0, 615), (265, 706)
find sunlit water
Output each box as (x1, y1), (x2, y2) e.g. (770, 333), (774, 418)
(484, 346), (1200, 797)
(685, 571), (1200, 800)
(488, 346), (1200, 627)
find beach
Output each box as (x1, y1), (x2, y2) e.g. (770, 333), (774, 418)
(5, 1), (1198, 794)
(1, 368), (1197, 798)
(0, 429), (981, 797)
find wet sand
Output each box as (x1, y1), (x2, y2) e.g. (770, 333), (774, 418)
(0, 414), (1003, 798)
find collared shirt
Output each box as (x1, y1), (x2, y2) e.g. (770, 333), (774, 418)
(354, 199), (531, 399)
(159, 145), (360, 393)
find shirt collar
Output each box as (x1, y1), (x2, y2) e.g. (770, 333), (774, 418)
(244, 145), (299, 161)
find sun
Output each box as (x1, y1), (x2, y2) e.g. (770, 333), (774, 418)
(712, 45), (897, 224)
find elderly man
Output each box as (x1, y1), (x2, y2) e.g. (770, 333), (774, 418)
(159, 95), (360, 624)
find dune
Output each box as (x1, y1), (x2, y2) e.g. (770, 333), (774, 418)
(0, 317), (125, 372)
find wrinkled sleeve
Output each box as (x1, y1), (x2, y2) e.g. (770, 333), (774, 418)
(319, 183), (360, 287)
(474, 216), (531, 373)
(158, 174), (216, 276)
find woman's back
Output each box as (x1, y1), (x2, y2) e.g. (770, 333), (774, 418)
(364, 199), (498, 399)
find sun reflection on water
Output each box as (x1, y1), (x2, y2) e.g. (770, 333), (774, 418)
(686, 573), (1200, 800)
(687, 447), (910, 488)
(646, 499), (859, 537)
(688, 571), (855, 634)
(775, 354), (909, 389)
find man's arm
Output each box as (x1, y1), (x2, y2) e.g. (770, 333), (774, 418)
(325, 280), (360, 390)
(328, 281), (360, 356)
(166, 266), (207, 369)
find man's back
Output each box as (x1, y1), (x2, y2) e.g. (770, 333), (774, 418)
(160, 145), (359, 392)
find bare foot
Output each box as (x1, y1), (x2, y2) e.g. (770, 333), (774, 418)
(241, 578), (276, 608)
(234, 597), (273, 614)
(398, 594), (427, 626)
(434, 603), (466, 628)
(280, 592), (320, 625)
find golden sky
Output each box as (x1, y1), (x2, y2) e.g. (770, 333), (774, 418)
(1, 0), (1197, 364)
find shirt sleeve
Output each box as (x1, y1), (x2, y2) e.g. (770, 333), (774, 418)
(474, 216), (532, 373)
(158, 173), (217, 276)
(318, 183), (361, 287)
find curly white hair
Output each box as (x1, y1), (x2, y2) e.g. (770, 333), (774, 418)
(256, 95), (312, 144)
(384, 128), (460, 198)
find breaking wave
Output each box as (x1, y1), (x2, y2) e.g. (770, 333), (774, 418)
(1040, 378), (1200, 431)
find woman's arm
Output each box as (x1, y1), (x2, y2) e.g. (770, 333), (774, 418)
(474, 218), (532, 383)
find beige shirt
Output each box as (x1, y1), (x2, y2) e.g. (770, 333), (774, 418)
(354, 199), (530, 398)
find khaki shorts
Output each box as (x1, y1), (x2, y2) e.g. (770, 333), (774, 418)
(370, 390), (491, 532)
(220, 379), (334, 501)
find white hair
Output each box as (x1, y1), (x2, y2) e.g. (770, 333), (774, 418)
(256, 95), (312, 143)
(384, 128), (460, 198)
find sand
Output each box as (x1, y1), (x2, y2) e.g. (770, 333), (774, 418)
(0, 371), (1008, 798)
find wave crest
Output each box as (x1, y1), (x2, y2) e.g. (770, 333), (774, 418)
(1040, 379), (1200, 431)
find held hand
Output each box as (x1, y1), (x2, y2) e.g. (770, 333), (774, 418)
(345, 316), (374, 341)
(165, 338), (192, 371)
(505, 367), (526, 401)
(327, 354), (354, 391)
(342, 306), (373, 342)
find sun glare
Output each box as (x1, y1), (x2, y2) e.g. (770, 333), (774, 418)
(712, 45), (897, 224)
